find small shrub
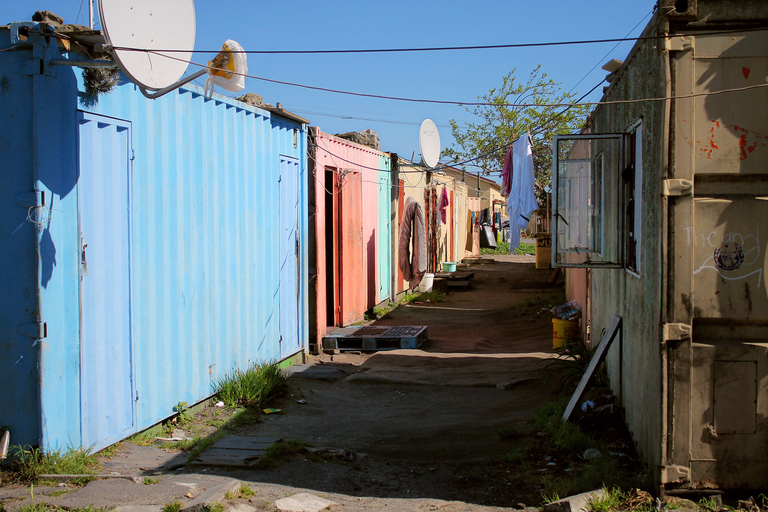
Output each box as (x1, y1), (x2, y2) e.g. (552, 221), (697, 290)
(162, 501), (182, 512)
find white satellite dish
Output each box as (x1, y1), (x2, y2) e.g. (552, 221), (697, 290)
(98, 0), (196, 91)
(419, 119), (441, 169)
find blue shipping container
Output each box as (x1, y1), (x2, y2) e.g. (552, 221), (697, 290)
(0, 23), (309, 452)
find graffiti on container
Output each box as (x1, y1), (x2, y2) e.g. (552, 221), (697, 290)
(684, 224), (762, 287)
(693, 121), (768, 161)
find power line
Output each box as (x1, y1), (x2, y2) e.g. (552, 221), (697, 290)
(109, 27), (768, 55)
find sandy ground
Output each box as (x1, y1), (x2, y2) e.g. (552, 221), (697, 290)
(2, 255), (571, 511)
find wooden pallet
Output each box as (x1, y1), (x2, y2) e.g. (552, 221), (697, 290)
(322, 325), (428, 352)
(189, 436), (282, 467)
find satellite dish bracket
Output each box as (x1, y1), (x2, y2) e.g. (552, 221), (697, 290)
(138, 68), (207, 99)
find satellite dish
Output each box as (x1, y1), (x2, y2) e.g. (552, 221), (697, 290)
(419, 119), (441, 169)
(98, 0), (196, 91)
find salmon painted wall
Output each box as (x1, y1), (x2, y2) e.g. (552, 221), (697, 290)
(312, 129), (385, 344)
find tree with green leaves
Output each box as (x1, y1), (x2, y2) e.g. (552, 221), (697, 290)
(444, 65), (591, 201)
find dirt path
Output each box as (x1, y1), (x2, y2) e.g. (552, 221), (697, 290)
(2, 256), (571, 512)
(221, 255), (566, 509)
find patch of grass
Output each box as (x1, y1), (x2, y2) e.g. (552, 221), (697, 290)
(9, 446), (99, 482)
(541, 491), (561, 505)
(231, 409), (262, 426)
(206, 503), (225, 512)
(215, 361), (287, 409)
(128, 425), (164, 446)
(224, 483), (256, 500)
(480, 240), (535, 255)
(186, 431), (227, 463)
(96, 443), (121, 459)
(11, 505), (110, 512)
(401, 291), (446, 304)
(143, 477), (161, 485)
(252, 439), (313, 470)
(162, 501), (182, 512)
(544, 341), (597, 395)
(496, 425), (522, 441)
(173, 402), (192, 427)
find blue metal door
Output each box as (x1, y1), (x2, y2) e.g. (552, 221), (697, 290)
(78, 112), (135, 449)
(279, 156), (300, 358)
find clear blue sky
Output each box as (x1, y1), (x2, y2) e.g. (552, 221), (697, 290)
(5, 1), (656, 168)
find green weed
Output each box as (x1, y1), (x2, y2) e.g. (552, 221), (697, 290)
(9, 446), (99, 482)
(231, 409), (261, 426)
(162, 501), (182, 512)
(252, 439), (313, 469)
(128, 425), (164, 446)
(143, 477), (161, 485)
(496, 425), (522, 441)
(206, 503), (225, 512)
(541, 491), (561, 505)
(401, 291), (446, 304)
(215, 361), (287, 409)
(544, 341), (597, 395)
(480, 241), (535, 255)
(186, 430), (227, 463)
(173, 402), (192, 426)
(224, 483), (256, 500)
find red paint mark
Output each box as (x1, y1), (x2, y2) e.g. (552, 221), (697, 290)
(738, 134), (749, 160)
(742, 67), (751, 79)
(710, 140), (719, 150)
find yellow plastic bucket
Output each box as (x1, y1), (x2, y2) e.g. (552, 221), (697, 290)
(552, 318), (579, 350)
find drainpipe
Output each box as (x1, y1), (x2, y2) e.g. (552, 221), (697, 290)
(659, 15), (673, 492)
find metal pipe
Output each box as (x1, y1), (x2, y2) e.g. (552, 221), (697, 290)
(139, 69), (207, 99)
(49, 59), (117, 67)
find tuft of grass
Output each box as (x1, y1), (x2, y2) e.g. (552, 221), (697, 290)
(96, 443), (121, 459)
(544, 341), (596, 395)
(496, 425), (522, 441)
(252, 439), (313, 470)
(401, 291), (446, 304)
(186, 431), (227, 463)
(206, 503), (225, 512)
(9, 446), (99, 482)
(231, 409), (262, 426)
(143, 477), (161, 485)
(128, 425), (164, 446)
(214, 361), (287, 409)
(162, 501), (182, 512)
(224, 483), (256, 500)
(480, 241), (535, 255)
(541, 491), (561, 505)
(10, 506), (111, 512)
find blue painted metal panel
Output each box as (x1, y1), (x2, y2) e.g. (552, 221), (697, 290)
(77, 113), (136, 450)
(279, 157), (301, 358)
(377, 155), (392, 302)
(83, 83), (308, 435)
(0, 27), (308, 451)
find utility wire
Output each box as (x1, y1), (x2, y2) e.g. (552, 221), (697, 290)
(109, 27), (768, 55)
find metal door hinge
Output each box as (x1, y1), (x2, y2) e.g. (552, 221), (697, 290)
(663, 323), (691, 343)
(18, 322), (47, 340)
(661, 464), (691, 484)
(662, 179), (693, 197)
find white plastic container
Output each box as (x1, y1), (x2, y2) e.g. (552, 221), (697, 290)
(419, 273), (435, 293)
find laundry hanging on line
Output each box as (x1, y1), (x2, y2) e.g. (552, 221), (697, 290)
(506, 134), (539, 252)
(398, 196), (427, 290)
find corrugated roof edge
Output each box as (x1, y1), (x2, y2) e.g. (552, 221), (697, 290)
(174, 82), (308, 125)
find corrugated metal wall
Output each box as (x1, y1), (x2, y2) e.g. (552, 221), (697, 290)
(0, 29), (308, 451)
